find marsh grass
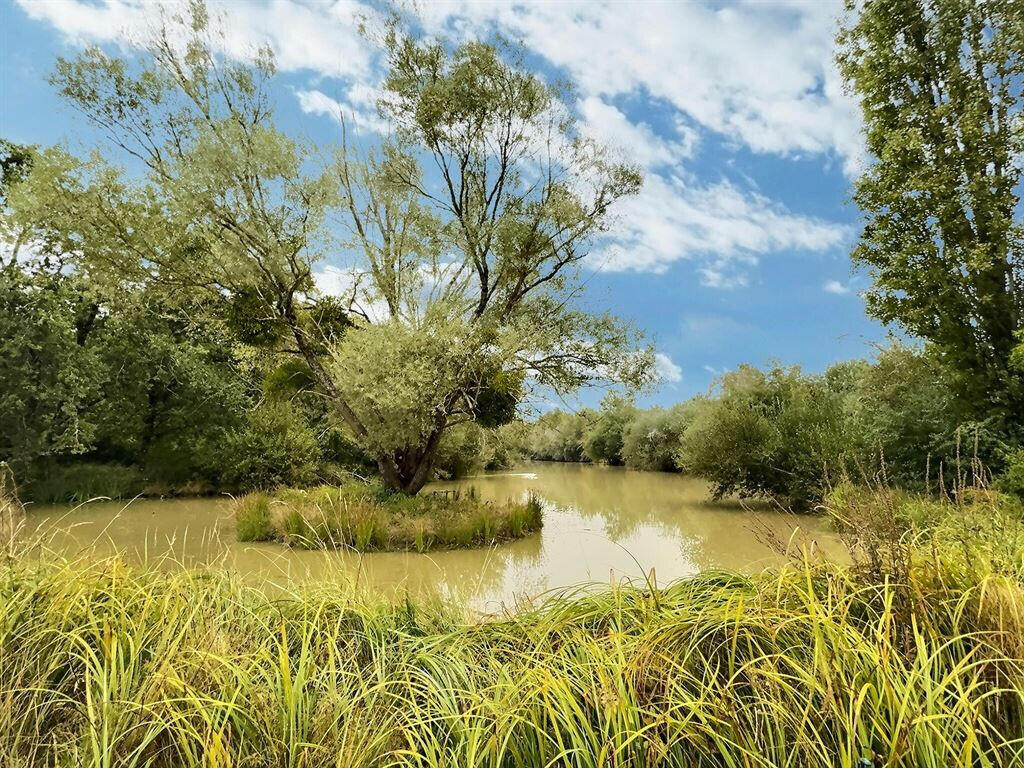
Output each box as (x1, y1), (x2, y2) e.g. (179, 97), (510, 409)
(3, 539), (1024, 767)
(7, 479), (1024, 766)
(234, 481), (543, 552)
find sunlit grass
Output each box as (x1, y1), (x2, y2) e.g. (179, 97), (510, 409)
(3, 539), (1024, 766)
(5, 481), (1024, 766)
(234, 481), (543, 552)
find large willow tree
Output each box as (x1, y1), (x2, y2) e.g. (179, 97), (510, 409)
(20, 3), (649, 494)
(838, 0), (1024, 432)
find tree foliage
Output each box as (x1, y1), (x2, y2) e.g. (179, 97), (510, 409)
(838, 0), (1024, 427)
(13, 4), (650, 494)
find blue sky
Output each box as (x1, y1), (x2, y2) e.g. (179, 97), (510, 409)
(0, 0), (889, 408)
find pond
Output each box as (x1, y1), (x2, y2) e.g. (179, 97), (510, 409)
(22, 462), (839, 612)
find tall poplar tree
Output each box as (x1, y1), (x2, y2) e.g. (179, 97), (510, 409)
(838, 0), (1024, 431)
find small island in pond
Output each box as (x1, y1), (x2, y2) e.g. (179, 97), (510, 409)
(235, 481), (542, 552)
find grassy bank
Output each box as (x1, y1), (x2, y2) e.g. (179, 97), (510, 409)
(234, 481), (543, 551)
(5, 495), (1024, 766)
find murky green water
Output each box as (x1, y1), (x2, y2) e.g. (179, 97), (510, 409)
(23, 462), (838, 612)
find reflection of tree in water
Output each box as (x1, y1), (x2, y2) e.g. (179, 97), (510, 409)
(249, 517), (546, 607)
(455, 463), (833, 574)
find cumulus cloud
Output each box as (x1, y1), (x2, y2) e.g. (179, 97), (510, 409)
(654, 352), (683, 384)
(578, 96), (697, 169)
(15, 0), (858, 283)
(591, 175), (848, 281)
(295, 87), (387, 135)
(15, 0), (377, 80)
(418, 0), (863, 175)
(17, 0), (861, 169)
(823, 279), (852, 295)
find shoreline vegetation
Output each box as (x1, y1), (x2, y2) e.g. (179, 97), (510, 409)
(3, 486), (1024, 766)
(234, 481), (543, 552)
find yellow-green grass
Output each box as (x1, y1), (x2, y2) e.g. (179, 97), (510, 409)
(3, 546), (1024, 767)
(6, 485), (1024, 767)
(234, 482), (543, 552)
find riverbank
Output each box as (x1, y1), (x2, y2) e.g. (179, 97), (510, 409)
(3, 533), (1022, 767)
(234, 481), (543, 551)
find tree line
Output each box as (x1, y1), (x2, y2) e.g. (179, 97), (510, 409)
(508, 343), (1024, 509)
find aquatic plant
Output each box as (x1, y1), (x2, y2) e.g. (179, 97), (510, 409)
(234, 481), (543, 552)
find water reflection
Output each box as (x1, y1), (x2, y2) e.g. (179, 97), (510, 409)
(25, 462), (838, 612)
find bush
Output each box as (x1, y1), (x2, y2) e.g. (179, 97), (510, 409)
(621, 403), (695, 471)
(997, 450), (1024, 502)
(219, 402), (322, 491)
(679, 365), (847, 508)
(583, 395), (636, 465)
(826, 482), (1024, 582)
(529, 409), (592, 462)
(483, 421), (531, 470)
(841, 344), (963, 488)
(23, 461), (146, 503)
(233, 481), (543, 552)
(434, 423), (488, 480)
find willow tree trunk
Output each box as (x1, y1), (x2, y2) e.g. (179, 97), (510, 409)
(283, 304), (448, 496)
(376, 426), (446, 495)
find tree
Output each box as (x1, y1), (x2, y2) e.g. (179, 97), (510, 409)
(0, 142), (100, 478)
(621, 403), (696, 472)
(583, 394), (637, 465)
(679, 365), (849, 508)
(27, 4), (649, 494)
(837, 0), (1024, 428)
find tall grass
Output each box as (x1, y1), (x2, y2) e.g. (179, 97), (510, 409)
(235, 482), (543, 552)
(3, 535), (1024, 766)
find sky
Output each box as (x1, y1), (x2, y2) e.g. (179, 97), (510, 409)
(0, 0), (890, 408)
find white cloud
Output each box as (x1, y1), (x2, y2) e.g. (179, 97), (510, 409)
(313, 265), (391, 322)
(15, 0), (377, 80)
(654, 352), (683, 384)
(592, 175), (848, 280)
(823, 279), (851, 295)
(16, 0), (858, 282)
(295, 87), (387, 135)
(17, 0), (862, 171)
(578, 96), (696, 169)
(418, 0), (863, 174)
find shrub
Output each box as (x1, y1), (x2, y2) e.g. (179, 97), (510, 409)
(997, 450), (1024, 502)
(621, 402), (695, 471)
(219, 402), (321, 491)
(841, 344), (963, 488)
(679, 365), (847, 508)
(23, 461), (146, 503)
(434, 422), (488, 479)
(530, 409), (592, 462)
(583, 395), (636, 465)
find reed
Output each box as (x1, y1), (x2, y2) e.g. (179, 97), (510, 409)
(5, 485), (1024, 766)
(3, 530), (1024, 766)
(234, 482), (543, 552)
